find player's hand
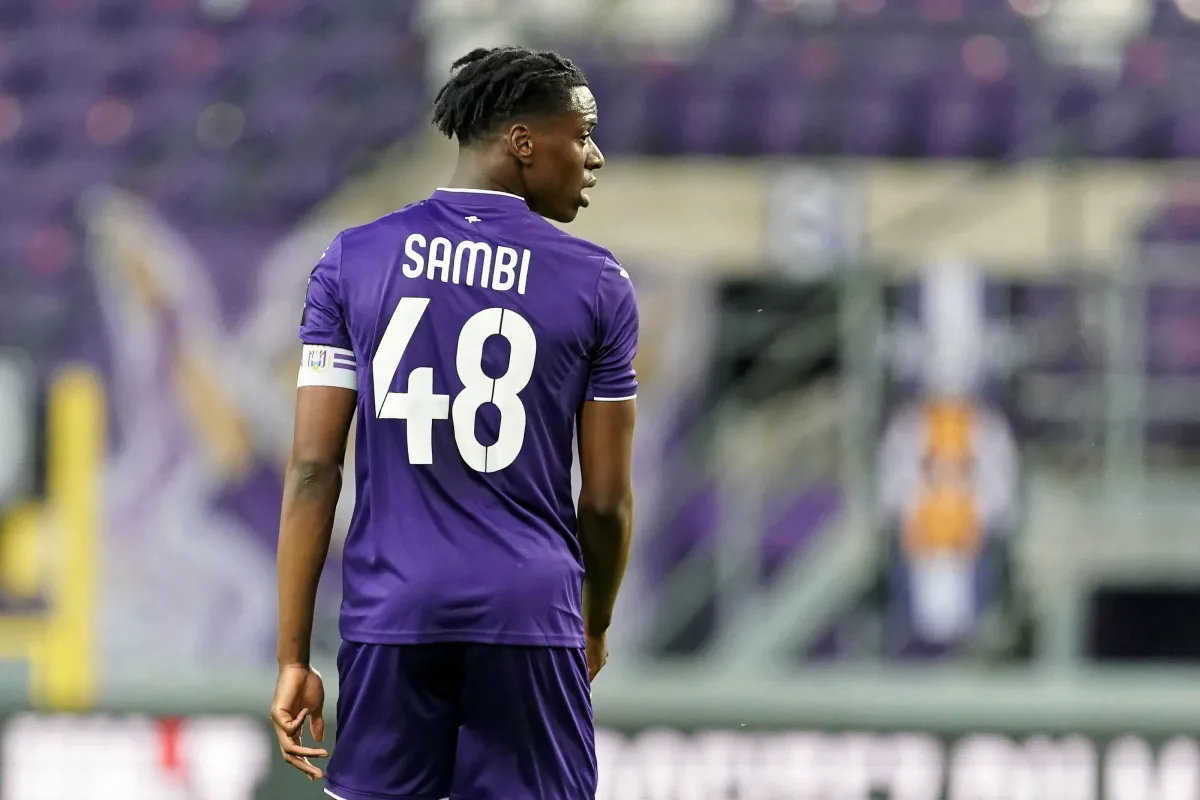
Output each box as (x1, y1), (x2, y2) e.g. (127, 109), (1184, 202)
(585, 631), (608, 681)
(270, 664), (329, 781)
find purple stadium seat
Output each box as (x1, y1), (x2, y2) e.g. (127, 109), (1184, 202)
(0, 0), (34, 32)
(0, 176), (34, 223)
(928, 87), (979, 157)
(22, 95), (91, 154)
(979, 85), (1025, 156)
(724, 75), (778, 154)
(1053, 66), (1105, 130)
(1172, 108), (1200, 158)
(27, 159), (111, 211)
(156, 157), (222, 210)
(0, 58), (48, 99)
(93, 0), (143, 35)
(848, 88), (901, 156)
(679, 83), (729, 155)
(132, 92), (199, 139)
(34, 28), (102, 92)
(762, 84), (819, 155)
(138, 26), (189, 80)
(321, 27), (394, 68)
(247, 91), (313, 140)
(964, 0), (1031, 24)
(592, 59), (644, 145)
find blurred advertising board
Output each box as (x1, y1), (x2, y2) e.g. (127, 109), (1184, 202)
(3, 713), (1200, 799)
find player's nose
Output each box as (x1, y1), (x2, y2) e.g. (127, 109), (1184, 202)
(587, 141), (604, 170)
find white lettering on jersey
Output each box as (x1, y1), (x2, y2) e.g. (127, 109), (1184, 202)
(427, 237), (452, 283)
(401, 233), (425, 278)
(401, 234), (530, 295)
(453, 241), (491, 287)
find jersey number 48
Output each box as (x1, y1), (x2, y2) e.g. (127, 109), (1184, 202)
(371, 297), (536, 473)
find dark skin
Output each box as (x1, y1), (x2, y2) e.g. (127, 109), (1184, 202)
(448, 85), (604, 223)
(270, 385), (353, 780)
(271, 84), (636, 780)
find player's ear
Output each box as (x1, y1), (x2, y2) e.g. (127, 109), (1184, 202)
(506, 123), (535, 166)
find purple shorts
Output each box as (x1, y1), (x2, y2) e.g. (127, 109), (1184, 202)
(323, 641), (596, 800)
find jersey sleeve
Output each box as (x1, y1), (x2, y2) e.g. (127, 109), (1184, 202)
(297, 234), (358, 391)
(585, 258), (639, 401)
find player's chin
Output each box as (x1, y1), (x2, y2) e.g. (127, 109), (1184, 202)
(552, 203), (583, 224)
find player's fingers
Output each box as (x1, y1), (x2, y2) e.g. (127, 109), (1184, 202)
(283, 740), (329, 759)
(592, 651), (609, 681)
(310, 710), (325, 743)
(280, 749), (325, 780)
(270, 717), (312, 755)
(269, 707), (290, 727)
(273, 706), (308, 737)
(270, 714), (294, 746)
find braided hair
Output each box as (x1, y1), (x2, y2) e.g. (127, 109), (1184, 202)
(432, 46), (588, 145)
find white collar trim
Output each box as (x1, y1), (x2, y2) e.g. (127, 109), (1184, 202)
(435, 187), (525, 201)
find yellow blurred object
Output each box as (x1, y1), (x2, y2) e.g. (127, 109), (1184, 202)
(25, 366), (104, 711)
(0, 503), (42, 600)
(903, 483), (981, 556)
(903, 399), (982, 556)
(924, 400), (974, 461)
(173, 351), (253, 481)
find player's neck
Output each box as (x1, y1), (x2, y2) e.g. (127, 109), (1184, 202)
(445, 152), (527, 202)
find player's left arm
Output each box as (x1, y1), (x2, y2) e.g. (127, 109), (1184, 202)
(578, 256), (639, 679)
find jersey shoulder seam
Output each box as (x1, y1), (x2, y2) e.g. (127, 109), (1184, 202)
(589, 253), (615, 341)
(526, 214), (618, 262)
(340, 199), (429, 240)
(334, 201), (430, 283)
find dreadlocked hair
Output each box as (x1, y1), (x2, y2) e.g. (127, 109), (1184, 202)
(432, 46), (588, 145)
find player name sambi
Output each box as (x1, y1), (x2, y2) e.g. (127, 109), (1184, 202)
(401, 233), (530, 295)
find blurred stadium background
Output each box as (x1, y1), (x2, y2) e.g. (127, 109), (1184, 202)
(7, 0), (1200, 796)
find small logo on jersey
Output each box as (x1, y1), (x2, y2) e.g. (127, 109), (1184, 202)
(465, 215), (482, 224)
(304, 347), (330, 372)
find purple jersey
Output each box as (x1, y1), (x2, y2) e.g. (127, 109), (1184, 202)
(297, 188), (638, 648)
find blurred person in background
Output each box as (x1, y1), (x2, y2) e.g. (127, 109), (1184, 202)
(878, 260), (1019, 653)
(270, 45), (638, 800)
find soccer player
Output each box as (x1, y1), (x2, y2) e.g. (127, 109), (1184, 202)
(269, 46), (638, 800)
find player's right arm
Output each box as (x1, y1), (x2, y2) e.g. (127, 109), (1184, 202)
(577, 258), (639, 679)
(271, 234), (357, 781)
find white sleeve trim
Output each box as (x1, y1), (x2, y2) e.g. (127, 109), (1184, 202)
(298, 344), (358, 391)
(590, 394), (637, 402)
